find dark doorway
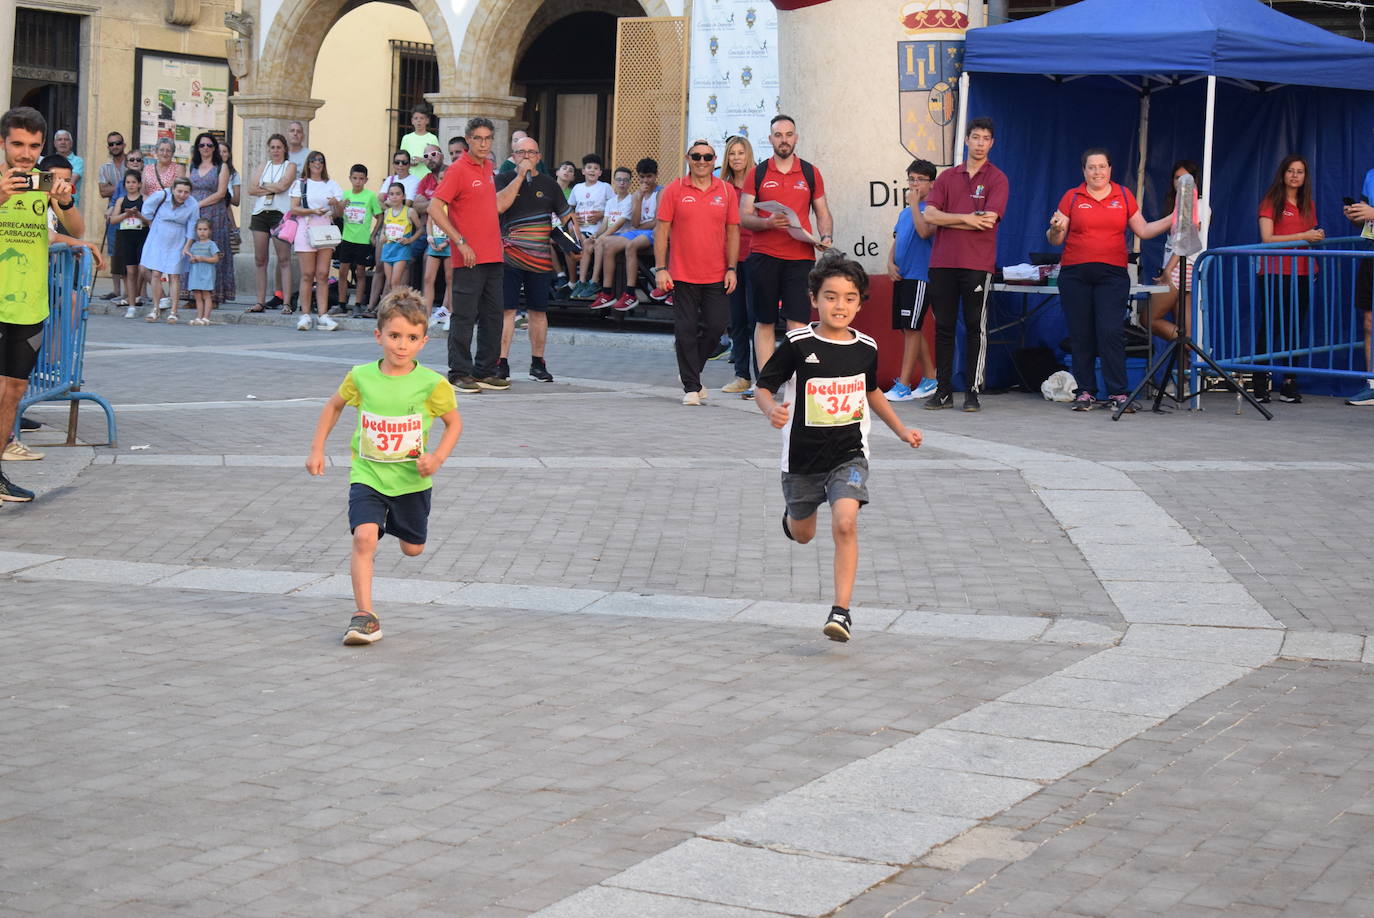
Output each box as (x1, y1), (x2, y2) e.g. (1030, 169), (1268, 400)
(516, 12), (619, 165)
(11, 8), (82, 149)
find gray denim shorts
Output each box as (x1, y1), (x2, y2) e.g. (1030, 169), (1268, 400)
(780, 455), (869, 520)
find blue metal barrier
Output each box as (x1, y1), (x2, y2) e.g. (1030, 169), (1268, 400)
(1193, 237), (1373, 394)
(14, 244), (117, 446)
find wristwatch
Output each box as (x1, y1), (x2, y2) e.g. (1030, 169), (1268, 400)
(58, 199), (75, 211)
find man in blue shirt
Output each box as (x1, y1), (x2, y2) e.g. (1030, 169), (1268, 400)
(1342, 171), (1374, 406)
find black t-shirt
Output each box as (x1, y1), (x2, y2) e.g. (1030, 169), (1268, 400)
(756, 324), (880, 474)
(494, 172), (573, 272)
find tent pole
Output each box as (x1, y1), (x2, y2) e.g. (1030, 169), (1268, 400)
(1195, 73), (1217, 406)
(1134, 89), (1149, 263)
(954, 71), (969, 166)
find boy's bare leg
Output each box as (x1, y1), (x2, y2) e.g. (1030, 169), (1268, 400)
(351, 524), (380, 614)
(830, 498), (861, 610)
(916, 332), (936, 381)
(898, 329), (920, 387)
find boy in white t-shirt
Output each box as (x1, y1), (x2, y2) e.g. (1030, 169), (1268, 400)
(568, 154), (611, 297)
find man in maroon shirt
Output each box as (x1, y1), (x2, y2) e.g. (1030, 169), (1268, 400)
(739, 115), (834, 371)
(922, 117), (1009, 413)
(429, 118), (510, 393)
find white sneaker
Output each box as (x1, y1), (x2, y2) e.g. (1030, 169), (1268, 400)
(3, 440), (43, 461)
(296, 314), (313, 331)
(428, 307), (449, 329)
(440, 313), (450, 331)
(124, 305), (137, 319)
(682, 390), (703, 406)
(315, 315), (338, 331)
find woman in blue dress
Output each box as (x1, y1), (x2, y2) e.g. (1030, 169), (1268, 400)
(140, 177), (200, 323)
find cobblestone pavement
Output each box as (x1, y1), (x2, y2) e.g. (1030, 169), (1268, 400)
(3, 312), (1372, 916)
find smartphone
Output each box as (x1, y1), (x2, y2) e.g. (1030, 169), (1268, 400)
(1344, 196), (1357, 207)
(23, 171), (55, 192)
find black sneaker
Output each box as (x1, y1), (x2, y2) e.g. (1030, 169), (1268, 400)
(923, 389), (954, 410)
(496, 357), (510, 380)
(529, 358), (554, 382)
(823, 606), (851, 643)
(962, 391), (981, 413)
(0, 471), (35, 503)
(265, 294), (283, 310)
(475, 376), (512, 391)
(1278, 378), (1302, 403)
(20, 416), (39, 431)
(343, 612), (382, 645)
(451, 376), (481, 393)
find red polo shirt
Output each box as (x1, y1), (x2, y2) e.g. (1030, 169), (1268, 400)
(657, 176), (739, 284)
(748, 157), (825, 261)
(433, 154), (501, 265)
(927, 159), (1008, 273)
(1258, 200), (1317, 275)
(1057, 183), (1138, 268)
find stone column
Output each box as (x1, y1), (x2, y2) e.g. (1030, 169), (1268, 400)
(427, 93), (525, 163)
(0, 1), (15, 112)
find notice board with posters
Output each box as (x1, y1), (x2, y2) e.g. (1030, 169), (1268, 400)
(132, 50), (232, 162)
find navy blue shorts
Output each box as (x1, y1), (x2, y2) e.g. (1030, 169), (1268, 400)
(348, 483), (431, 545)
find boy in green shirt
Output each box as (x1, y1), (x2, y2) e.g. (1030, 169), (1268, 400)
(307, 287), (462, 644)
(337, 164), (383, 314)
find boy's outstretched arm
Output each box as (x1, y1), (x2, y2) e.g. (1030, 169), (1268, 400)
(306, 393), (347, 475)
(416, 408), (462, 478)
(867, 388), (923, 448)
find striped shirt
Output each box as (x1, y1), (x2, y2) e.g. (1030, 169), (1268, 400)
(495, 172), (573, 273)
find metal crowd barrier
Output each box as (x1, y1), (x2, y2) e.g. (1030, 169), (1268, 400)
(14, 244), (117, 447)
(1192, 236), (1373, 392)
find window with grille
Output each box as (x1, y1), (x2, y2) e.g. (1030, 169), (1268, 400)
(389, 41), (439, 151)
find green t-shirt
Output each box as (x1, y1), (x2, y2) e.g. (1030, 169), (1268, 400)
(400, 132), (440, 180)
(0, 186), (51, 325)
(340, 188), (382, 246)
(339, 359), (456, 497)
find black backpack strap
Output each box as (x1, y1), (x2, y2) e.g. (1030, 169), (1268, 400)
(753, 160), (765, 198)
(800, 159), (816, 206)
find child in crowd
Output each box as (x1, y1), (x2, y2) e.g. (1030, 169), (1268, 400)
(378, 183), (420, 300)
(568, 154), (611, 298)
(754, 254), (923, 642)
(109, 169), (148, 318)
(306, 287), (462, 645)
(884, 159), (939, 401)
(183, 218), (220, 326)
(338, 164), (382, 313)
(421, 205), (452, 329)
(587, 166), (636, 310)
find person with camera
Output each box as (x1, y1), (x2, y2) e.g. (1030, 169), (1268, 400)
(1, 107), (102, 501)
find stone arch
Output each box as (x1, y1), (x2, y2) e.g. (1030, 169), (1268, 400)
(255, 0), (460, 101)
(459, 0), (671, 100)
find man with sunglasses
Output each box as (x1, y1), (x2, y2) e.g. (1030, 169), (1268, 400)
(654, 140), (740, 406)
(739, 114), (834, 373)
(98, 132), (129, 300)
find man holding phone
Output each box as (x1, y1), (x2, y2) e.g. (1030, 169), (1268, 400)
(0, 106), (97, 502)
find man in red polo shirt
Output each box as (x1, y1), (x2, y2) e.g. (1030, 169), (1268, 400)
(654, 139), (740, 406)
(922, 117), (1009, 413)
(429, 117), (510, 393)
(739, 115), (833, 372)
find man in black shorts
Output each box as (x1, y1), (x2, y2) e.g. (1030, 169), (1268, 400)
(738, 115), (834, 372)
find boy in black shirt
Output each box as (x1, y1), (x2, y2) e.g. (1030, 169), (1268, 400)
(755, 254), (923, 642)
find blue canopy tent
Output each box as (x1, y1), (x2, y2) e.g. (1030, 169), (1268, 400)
(952, 0), (1374, 391)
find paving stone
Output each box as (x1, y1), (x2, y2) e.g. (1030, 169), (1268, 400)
(998, 673), (1236, 719)
(936, 700), (1162, 749)
(604, 838), (896, 916)
(706, 793), (976, 864)
(293, 574), (465, 605)
(800, 754), (1042, 820)
(1119, 623), (1284, 667)
(450, 582), (606, 613)
(222, 455), (306, 467)
(155, 567), (323, 594)
(732, 600), (902, 631)
(888, 611), (1048, 642)
(892, 728), (1109, 781)
(18, 557), (188, 585)
(1039, 618), (1120, 645)
(539, 456), (650, 469)
(534, 886), (777, 917)
(0, 550), (62, 573)
(1054, 648), (1252, 689)
(1022, 461), (1139, 491)
(1279, 630), (1365, 662)
(582, 592), (752, 621)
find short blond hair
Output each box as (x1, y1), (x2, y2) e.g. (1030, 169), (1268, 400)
(376, 286), (428, 329)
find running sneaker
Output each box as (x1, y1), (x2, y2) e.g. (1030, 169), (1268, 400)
(428, 307), (450, 329)
(1278, 379), (1303, 403)
(823, 607), (852, 643)
(124, 305), (138, 319)
(1071, 391), (1096, 411)
(722, 377), (751, 393)
(612, 292), (638, 312)
(265, 294), (284, 310)
(315, 315), (339, 331)
(884, 380), (916, 402)
(475, 376), (511, 391)
(496, 357), (510, 380)
(588, 290), (615, 310)
(343, 612), (382, 645)
(1107, 394), (1138, 414)
(648, 287), (671, 302)
(741, 388), (755, 400)
(962, 391), (981, 412)
(451, 376), (481, 394)
(20, 417), (39, 431)
(296, 314), (313, 331)
(0, 471), (35, 502)
(923, 389), (954, 410)
(515, 312), (528, 330)
(1345, 385), (1374, 406)
(914, 378), (939, 398)
(3, 440), (43, 461)
(707, 338), (730, 360)
(529, 357), (554, 383)
(682, 390), (703, 406)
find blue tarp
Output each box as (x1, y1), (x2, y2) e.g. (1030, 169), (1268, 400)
(957, 0), (1374, 393)
(964, 0), (1374, 93)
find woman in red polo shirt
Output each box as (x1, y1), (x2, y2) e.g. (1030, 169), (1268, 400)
(1047, 148), (1172, 412)
(1256, 154), (1324, 403)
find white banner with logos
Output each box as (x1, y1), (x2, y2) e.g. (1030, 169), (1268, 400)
(686, 0), (780, 163)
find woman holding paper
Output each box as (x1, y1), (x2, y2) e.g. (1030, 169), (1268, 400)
(1046, 148), (1172, 413)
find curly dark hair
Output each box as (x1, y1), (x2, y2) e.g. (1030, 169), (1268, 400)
(808, 251), (868, 300)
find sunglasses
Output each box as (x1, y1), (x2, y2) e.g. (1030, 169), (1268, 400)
(688, 152), (715, 162)
(108, 140), (125, 147)
(394, 159), (409, 165)
(127, 159), (144, 164)
(197, 142), (215, 148)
